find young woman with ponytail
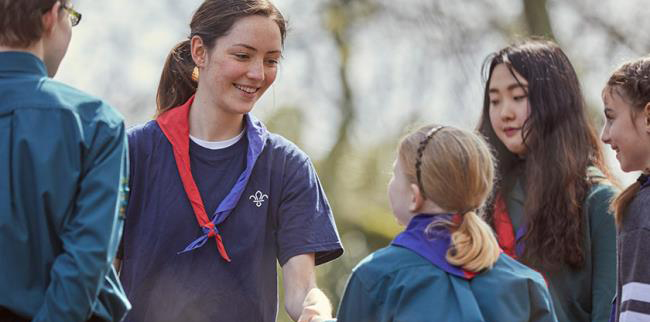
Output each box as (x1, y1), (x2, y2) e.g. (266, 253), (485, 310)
(601, 56), (650, 322)
(116, 1), (343, 321)
(336, 125), (557, 322)
(478, 39), (617, 322)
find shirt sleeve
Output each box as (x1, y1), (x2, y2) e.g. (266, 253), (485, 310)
(276, 156), (343, 266)
(587, 184), (617, 322)
(32, 112), (128, 322)
(336, 271), (381, 322)
(618, 228), (650, 322)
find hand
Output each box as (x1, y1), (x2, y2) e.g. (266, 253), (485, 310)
(297, 288), (333, 322)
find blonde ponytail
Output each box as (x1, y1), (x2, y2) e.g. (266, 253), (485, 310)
(447, 211), (500, 272)
(399, 125), (500, 273)
(612, 182), (641, 227)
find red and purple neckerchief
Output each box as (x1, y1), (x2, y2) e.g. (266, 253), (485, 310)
(156, 95), (268, 262)
(492, 193), (526, 259)
(392, 214), (478, 280)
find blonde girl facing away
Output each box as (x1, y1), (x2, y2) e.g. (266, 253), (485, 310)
(335, 125), (557, 322)
(601, 57), (650, 322)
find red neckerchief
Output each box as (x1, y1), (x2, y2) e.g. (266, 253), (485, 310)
(156, 96), (231, 262)
(493, 192), (551, 286)
(493, 193), (517, 259)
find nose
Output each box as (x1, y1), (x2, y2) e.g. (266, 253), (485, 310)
(246, 59), (265, 81)
(499, 100), (516, 121)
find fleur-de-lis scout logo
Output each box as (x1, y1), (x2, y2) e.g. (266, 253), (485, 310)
(249, 191), (269, 207)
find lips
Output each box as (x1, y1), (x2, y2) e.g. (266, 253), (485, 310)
(503, 127), (520, 138)
(234, 84), (259, 95)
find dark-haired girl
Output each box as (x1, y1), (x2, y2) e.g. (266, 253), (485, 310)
(116, 1), (343, 321)
(478, 39), (617, 322)
(601, 56), (650, 322)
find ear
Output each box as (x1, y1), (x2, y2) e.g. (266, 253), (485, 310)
(644, 102), (650, 134)
(190, 35), (207, 68)
(41, 1), (62, 35)
(408, 183), (424, 212)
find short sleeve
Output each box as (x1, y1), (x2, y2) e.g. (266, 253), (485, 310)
(276, 156), (343, 266)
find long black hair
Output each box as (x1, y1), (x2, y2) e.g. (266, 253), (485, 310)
(478, 39), (610, 270)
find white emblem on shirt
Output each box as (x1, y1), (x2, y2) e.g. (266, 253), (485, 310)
(249, 191), (269, 207)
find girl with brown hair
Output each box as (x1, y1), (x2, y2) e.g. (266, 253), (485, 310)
(601, 56), (650, 322)
(117, 1), (343, 321)
(336, 125), (557, 322)
(478, 39), (617, 322)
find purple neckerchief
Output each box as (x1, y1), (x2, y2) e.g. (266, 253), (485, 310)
(392, 214), (476, 279)
(515, 224), (527, 258)
(179, 114), (268, 254)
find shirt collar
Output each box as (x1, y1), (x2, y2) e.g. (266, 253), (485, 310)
(392, 214), (478, 279)
(0, 51), (48, 76)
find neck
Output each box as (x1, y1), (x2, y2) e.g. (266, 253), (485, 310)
(406, 200), (450, 223)
(189, 92), (245, 141)
(0, 43), (44, 60)
(419, 200), (449, 214)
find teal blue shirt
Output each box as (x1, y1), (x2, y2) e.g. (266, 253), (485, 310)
(337, 246), (557, 322)
(504, 175), (617, 322)
(0, 51), (130, 321)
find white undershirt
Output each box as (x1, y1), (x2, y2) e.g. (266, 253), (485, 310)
(189, 130), (245, 150)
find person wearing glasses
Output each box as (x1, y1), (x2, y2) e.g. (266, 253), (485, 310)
(0, 1), (129, 321)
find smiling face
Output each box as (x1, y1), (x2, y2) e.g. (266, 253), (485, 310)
(601, 87), (650, 172)
(488, 63), (531, 156)
(195, 14), (282, 116)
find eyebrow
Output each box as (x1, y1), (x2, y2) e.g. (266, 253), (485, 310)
(488, 83), (528, 93)
(232, 43), (282, 54)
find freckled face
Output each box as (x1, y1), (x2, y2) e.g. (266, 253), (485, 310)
(197, 15), (282, 115)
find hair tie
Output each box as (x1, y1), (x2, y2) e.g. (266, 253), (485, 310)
(415, 126), (445, 192)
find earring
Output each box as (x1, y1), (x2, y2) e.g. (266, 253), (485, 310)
(191, 66), (199, 82)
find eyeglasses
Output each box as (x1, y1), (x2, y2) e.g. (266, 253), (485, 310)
(62, 4), (82, 27)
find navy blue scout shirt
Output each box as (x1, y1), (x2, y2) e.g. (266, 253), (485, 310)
(190, 136), (246, 216)
(120, 114), (343, 322)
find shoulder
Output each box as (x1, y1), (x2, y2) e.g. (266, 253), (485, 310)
(584, 181), (617, 225)
(485, 254), (547, 286)
(586, 181), (617, 204)
(624, 186), (650, 228)
(127, 120), (164, 157)
(265, 132), (310, 164)
(38, 79), (124, 129)
(127, 120), (162, 141)
(351, 246), (446, 289)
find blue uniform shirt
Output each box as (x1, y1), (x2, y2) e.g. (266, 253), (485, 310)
(120, 114), (343, 322)
(0, 51), (130, 321)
